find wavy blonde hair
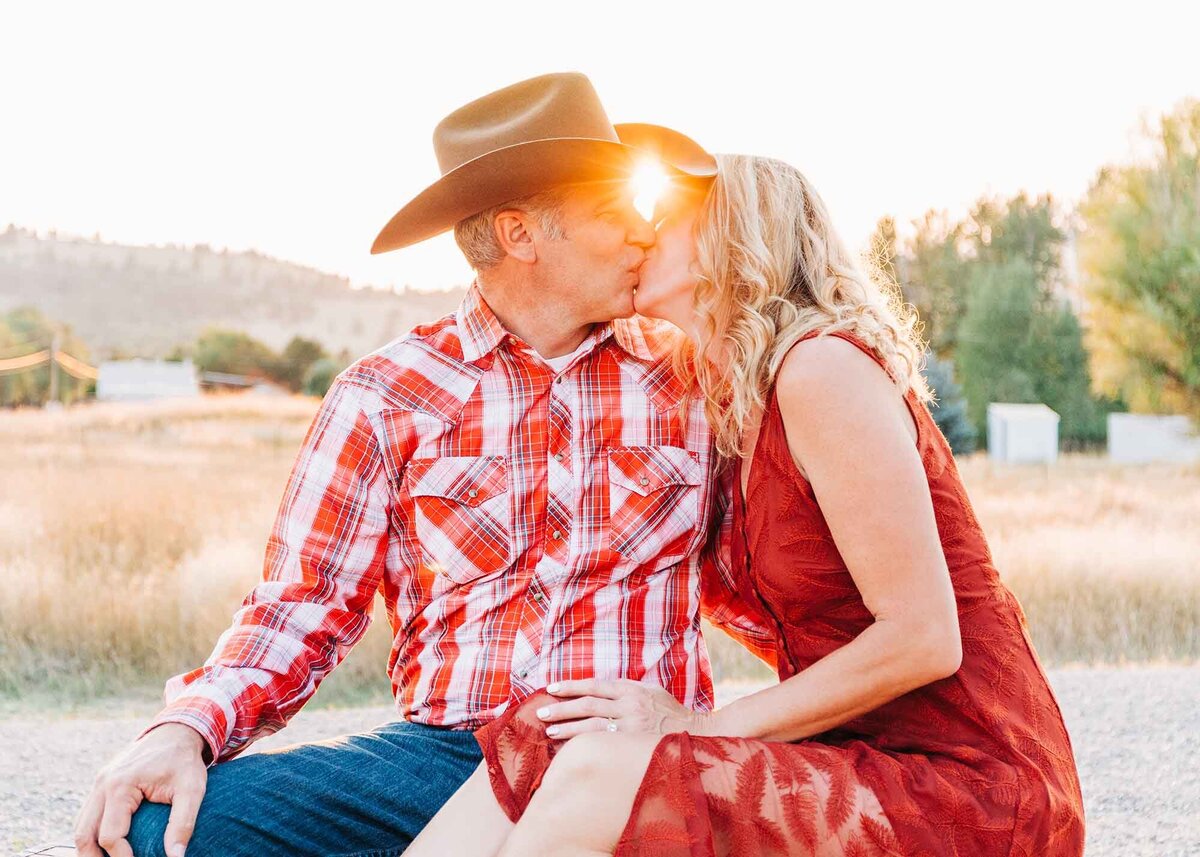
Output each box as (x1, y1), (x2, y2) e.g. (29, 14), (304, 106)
(681, 154), (931, 458)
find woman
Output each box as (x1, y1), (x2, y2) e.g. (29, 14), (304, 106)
(406, 155), (1085, 856)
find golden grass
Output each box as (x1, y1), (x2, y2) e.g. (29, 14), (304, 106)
(0, 396), (1195, 709)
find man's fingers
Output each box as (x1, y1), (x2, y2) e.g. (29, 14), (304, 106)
(164, 776), (206, 857)
(96, 786), (140, 857)
(73, 788), (107, 857)
(536, 695), (619, 724)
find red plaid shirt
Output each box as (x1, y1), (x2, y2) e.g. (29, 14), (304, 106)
(140, 284), (775, 765)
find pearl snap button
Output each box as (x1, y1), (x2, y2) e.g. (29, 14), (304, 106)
(467, 489), (478, 499)
(638, 477), (650, 486)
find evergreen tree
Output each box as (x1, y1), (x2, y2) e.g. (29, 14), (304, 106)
(957, 260), (1107, 446)
(957, 260), (1041, 438)
(921, 351), (976, 455)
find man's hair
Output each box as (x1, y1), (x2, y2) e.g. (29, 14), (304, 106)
(453, 188), (570, 271)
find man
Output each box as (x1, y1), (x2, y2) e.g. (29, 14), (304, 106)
(73, 72), (774, 857)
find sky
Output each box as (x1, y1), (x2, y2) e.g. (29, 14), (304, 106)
(2, 1), (1196, 292)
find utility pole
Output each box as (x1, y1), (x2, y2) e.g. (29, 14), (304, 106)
(47, 328), (61, 408)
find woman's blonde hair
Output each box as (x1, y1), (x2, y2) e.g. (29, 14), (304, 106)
(681, 154), (931, 458)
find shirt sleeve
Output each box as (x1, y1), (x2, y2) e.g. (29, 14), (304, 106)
(698, 465), (779, 670)
(135, 373), (392, 765)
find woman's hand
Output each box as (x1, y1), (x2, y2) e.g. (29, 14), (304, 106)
(533, 678), (710, 740)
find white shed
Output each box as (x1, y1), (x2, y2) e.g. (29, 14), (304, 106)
(987, 403), (1060, 464)
(96, 359), (201, 401)
(1107, 413), (1200, 464)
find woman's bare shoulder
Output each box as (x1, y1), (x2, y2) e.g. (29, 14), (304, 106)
(774, 334), (895, 417)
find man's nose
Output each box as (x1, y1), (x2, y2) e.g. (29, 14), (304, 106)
(627, 213), (656, 249)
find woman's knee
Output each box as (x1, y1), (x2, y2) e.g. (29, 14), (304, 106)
(542, 732), (654, 791)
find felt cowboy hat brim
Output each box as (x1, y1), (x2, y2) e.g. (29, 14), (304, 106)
(370, 124), (716, 254)
(369, 73), (717, 254)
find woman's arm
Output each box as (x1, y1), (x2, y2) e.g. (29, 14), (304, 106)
(536, 336), (962, 743)
(698, 336), (961, 742)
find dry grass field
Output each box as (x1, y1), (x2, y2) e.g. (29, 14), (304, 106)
(0, 395), (1196, 711)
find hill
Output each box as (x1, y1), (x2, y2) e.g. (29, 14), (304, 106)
(0, 226), (464, 359)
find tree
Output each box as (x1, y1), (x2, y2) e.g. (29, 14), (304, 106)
(1027, 300), (1113, 447)
(921, 351), (976, 455)
(274, 336), (328, 392)
(192, 329), (278, 379)
(883, 189), (1112, 448)
(957, 260), (1107, 446)
(957, 261), (1042, 436)
(887, 193), (1069, 363)
(890, 211), (970, 359)
(1077, 98), (1200, 422)
(966, 193), (1065, 288)
(302, 358), (341, 397)
(0, 307), (92, 407)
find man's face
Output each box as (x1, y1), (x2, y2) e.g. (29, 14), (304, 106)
(531, 182), (657, 323)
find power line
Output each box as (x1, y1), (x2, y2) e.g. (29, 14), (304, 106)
(0, 348), (100, 379)
(55, 350), (99, 380)
(0, 349), (51, 374)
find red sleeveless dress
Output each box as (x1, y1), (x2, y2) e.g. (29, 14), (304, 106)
(475, 330), (1085, 856)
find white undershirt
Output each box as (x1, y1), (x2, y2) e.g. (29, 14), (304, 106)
(542, 351), (575, 373)
(539, 335), (594, 373)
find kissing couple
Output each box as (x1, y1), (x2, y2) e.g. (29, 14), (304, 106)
(77, 72), (1083, 857)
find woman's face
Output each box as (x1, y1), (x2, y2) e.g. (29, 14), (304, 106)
(633, 199), (702, 332)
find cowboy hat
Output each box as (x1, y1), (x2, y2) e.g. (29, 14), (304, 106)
(370, 72), (716, 254)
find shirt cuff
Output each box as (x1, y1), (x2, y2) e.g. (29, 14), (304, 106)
(135, 696), (231, 768)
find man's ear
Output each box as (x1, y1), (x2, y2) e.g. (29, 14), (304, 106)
(493, 210), (538, 264)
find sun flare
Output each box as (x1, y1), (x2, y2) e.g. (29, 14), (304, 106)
(631, 161), (670, 221)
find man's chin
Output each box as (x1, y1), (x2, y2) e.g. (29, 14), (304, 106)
(610, 290), (638, 320)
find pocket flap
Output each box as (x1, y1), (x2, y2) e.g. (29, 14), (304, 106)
(404, 455), (508, 507)
(607, 446), (702, 496)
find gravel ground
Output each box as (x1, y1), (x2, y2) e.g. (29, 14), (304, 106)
(2, 666), (1197, 856)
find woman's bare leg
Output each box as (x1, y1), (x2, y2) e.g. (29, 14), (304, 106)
(497, 731), (660, 857)
(404, 761), (513, 856)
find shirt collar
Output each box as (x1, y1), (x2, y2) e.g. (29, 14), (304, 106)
(457, 282), (510, 363)
(456, 281), (656, 365)
(608, 316), (656, 362)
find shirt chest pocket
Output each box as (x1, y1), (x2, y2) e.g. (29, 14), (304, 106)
(607, 445), (704, 569)
(403, 455), (512, 586)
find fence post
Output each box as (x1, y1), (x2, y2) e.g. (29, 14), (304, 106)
(48, 329), (61, 405)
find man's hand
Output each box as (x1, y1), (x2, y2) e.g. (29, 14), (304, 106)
(74, 723), (210, 857)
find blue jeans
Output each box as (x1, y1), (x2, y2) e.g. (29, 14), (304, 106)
(125, 720), (483, 857)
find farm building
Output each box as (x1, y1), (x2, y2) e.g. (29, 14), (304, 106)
(987, 403), (1060, 464)
(1108, 413), (1200, 464)
(96, 358), (201, 401)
